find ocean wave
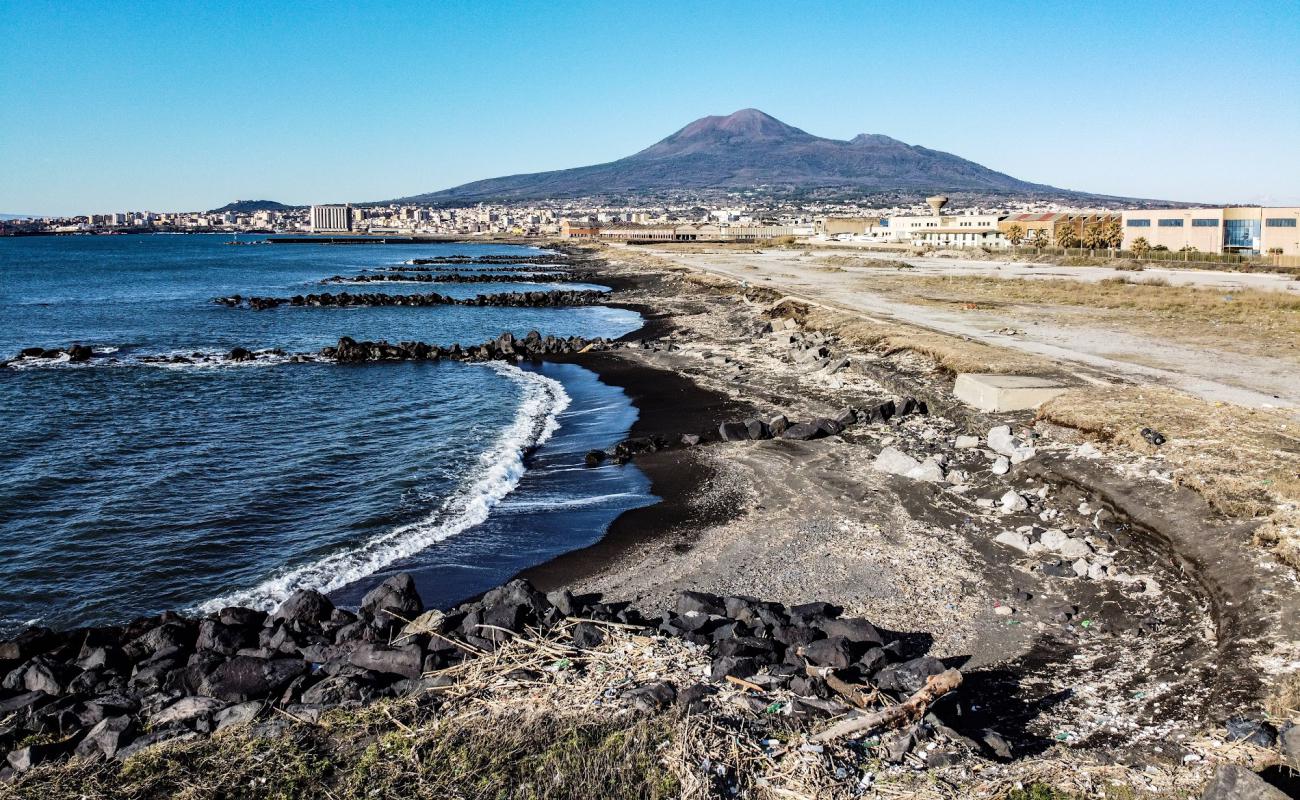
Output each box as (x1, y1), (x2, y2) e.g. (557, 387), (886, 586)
(4, 348), (322, 371)
(494, 491), (639, 513)
(196, 362), (570, 613)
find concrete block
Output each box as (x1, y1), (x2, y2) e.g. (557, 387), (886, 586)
(954, 374), (1069, 412)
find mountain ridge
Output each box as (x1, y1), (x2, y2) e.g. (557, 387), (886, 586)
(392, 109), (1125, 204)
(208, 200), (298, 214)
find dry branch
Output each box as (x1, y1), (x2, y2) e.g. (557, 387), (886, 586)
(810, 669), (962, 743)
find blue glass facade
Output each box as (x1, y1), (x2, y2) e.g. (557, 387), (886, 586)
(1223, 219), (1261, 252)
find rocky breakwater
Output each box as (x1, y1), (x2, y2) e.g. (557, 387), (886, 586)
(322, 331), (612, 365)
(581, 398), (929, 468)
(0, 576), (977, 780)
(0, 344), (94, 367)
(378, 264), (574, 274)
(323, 271), (592, 285)
(3, 333), (617, 371)
(214, 289), (608, 311)
(408, 254), (571, 266)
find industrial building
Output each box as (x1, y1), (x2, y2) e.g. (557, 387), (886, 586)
(1121, 207), (1300, 255)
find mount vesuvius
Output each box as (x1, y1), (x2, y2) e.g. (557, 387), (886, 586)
(395, 109), (1108, 204)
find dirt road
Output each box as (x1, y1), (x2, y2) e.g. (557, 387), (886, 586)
(631, 245), (1299, 409)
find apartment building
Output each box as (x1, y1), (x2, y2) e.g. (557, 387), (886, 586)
(309, 204), (353, 233)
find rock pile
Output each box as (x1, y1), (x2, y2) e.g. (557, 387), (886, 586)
(216, 289), (608, 311)
(717, 398), (927, 444)
(0, 344), (94, 367)
(382, 264), (573, 274)
(323, 272), (592, 285)
(408, 255), (570, 266)
(0, 577), (971, 778)
(4, 333), (615, 370)
(322, 331), (610, 364)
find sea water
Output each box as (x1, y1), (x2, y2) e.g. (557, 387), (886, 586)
(0, 234), (653, 634)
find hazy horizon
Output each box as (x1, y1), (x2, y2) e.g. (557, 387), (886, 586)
(3, 0), (1298, 215)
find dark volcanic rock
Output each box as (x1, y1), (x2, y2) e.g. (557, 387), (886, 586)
(718, 422), (750, 442)
(270, 590), (334, 626)
(818, 617), (883, 646)
(360, 573), (423, 626)
(200, 656), (305, 702)
(780, 422), (825, 441)
(624, 682), (677, 712)
(73, 714), (136, 760)
(801, 637), (853, 669)
(874, 656), (946, 694)
(347, 643), (424, 680)
(676, 591), (726, 617)
(571, 622), (606, 649)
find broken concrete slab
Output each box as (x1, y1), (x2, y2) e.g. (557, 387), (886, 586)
(954, 374), (1069, 413)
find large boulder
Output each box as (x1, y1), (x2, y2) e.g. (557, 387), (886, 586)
(874, 656), (946, 694)
(478, 579), (555, 633)
(780, 422), (825, 441)
(360, 573), (424, 624)
(818, 617), (883, 647)
(150, 696), (227, 729)
(347, 643), (425, 680)
(676, 591), (725, 617)
(1198, 764), (1290, 800)
(802, 637), (853, 669)
(73, 715), (136, 760)
(199, 656), (306, 702)
(718, 422), (750, 442)
(270, 589), (334, 626)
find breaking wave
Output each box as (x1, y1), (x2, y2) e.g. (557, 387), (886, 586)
(196, 362), (570, 613)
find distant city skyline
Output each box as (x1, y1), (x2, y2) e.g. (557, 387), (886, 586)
(3, 0), (1298, 216)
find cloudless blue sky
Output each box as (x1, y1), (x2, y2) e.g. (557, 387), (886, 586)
(2, 0), (1298, 214)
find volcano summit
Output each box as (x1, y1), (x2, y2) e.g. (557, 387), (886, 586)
(398, 109), (1102, 203)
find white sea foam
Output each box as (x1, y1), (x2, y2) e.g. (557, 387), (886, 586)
(495, 492), (639, 513)
(196, 362), (570, 613)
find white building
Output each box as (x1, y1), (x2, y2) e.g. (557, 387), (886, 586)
(310, 204), (353, 233)
(901, 213), (1008, 248)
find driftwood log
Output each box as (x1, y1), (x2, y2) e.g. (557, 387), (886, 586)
(810, 668), (963, 743)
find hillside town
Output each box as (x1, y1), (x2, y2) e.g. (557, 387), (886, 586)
(4, 196), (1298, 258)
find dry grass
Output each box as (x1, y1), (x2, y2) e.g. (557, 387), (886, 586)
(4, 622), (1230, 800)
(799, 306), (1053, 375)
(1037, 386), (1300, 570)
(860, 274), (1300, 341)
(818, 255), (917, 271)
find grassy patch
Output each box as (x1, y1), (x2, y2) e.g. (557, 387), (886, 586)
(799, 306), (1052, 375)
(863, 274), (1300, 341)
(5, 710), (681, 800)
(1038, 386), (1300, 569)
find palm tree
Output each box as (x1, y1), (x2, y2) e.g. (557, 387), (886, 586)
(1056, 224), (1079, 249)
(1029, 229), (1050, 248)
(1131, 237), (1151, 256)
(1082, 224), (1106, 250)
(1102, 220), (1123, 249)
(1005, 224), (1025, 246)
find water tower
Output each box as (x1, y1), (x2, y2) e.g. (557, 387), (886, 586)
(925, 195), (949, 216)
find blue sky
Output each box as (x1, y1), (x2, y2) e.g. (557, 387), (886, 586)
(2, 0), (1297, 215)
